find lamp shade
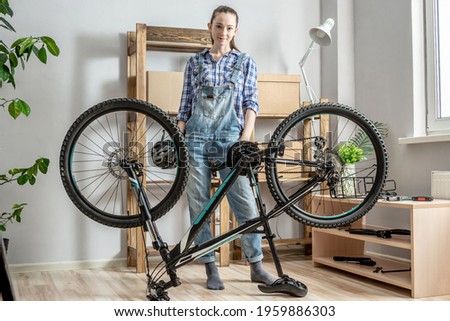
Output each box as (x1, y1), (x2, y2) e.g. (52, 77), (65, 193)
(309, 18), (335, 46)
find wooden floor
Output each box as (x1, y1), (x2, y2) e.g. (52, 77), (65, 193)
(9, 250), (450, 301)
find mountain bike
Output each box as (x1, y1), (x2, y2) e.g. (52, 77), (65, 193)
(59, 98), (388, 300)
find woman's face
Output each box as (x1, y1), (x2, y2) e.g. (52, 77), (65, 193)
(208, 12), (238, 49)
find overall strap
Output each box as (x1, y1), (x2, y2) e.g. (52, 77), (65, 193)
(197, 52), (205, 86)
(230, 53), (247, 84)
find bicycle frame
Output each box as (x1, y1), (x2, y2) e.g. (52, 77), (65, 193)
(123, 143), (324, 293)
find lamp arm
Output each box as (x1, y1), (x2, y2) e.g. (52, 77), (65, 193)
(299, 40), (316, 68)
(299, 40), (318, 104)
(300, 64), (318, 104)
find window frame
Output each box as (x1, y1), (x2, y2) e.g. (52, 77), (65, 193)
(425, 0), (450, 134)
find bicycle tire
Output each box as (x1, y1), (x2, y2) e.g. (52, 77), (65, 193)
(60, 98), (189, 228)
(265, 102), (388, 228)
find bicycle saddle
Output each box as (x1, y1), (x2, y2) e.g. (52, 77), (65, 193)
(257, 275), (308, 297)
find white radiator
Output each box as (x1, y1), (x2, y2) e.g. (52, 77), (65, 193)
(431, 171), (450, 199)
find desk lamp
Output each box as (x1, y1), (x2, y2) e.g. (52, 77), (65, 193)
(299, 18), (335, 103)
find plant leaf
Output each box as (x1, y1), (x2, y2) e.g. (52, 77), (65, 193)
(37, 46), (47, 63)
(0, 17), (15, 32)
(8, 100), (21, 119)
(27, 164), (38, 177)
(0, 52), (7, 66)
(8, 168), (23, 176)
(17, 175), (28, 185)
(28, 175), (36, 185)
(0, 43), (8, 53)
(11, 37), (27, 48)
(0, 65), (9, 81)
(12, 203), (27, 209)
(8, 52), (18, 68)
(0, 3), (14, 17)
(18, 37), (33, 56)
(16, 99), (30, 116)
(37, 158), (50, 174)
(41, 36), (60, 56)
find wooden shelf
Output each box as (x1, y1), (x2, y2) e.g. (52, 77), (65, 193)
(312, 197), (450, 298)
(314, 255), (411, 290)
(313, 225), (411, 250)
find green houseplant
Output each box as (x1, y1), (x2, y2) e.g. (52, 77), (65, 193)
(336, 121), (388, 196)
(337, 121), (388, 165)
(0, 0), (59, 231)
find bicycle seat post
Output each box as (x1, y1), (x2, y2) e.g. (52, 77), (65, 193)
(247, 167), (285, 278)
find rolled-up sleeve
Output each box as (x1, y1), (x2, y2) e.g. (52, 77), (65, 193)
(242, 56), (259, 116)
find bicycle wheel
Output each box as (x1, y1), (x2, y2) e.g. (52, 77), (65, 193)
(265, 102), (388, 228)
(60, 98), (189, 228)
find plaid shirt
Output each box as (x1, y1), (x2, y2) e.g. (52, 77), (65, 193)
(176, 49), (259, 126)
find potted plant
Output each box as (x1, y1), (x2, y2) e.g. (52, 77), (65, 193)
(337, 122), (388, 197)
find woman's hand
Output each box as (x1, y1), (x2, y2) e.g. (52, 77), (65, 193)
(177, 120), (186, 134)
(239, 132), (252, 141)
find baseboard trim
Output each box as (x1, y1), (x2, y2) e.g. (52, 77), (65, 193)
(9, 258), (128, 273)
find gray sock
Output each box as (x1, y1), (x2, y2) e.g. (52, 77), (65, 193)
(205, 262), (224, 290)
(250, 260), (277, 285)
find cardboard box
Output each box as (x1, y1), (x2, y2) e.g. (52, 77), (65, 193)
(147, 71), (184, 115)
(257, 74), (301, 118)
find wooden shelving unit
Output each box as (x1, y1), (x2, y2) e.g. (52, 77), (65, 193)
(126, 23), (309, 272)
(312, 197), (450, 298)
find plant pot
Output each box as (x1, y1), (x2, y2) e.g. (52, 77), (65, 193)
(341, 163), (357, 197)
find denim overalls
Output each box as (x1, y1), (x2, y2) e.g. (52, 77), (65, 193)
(185, 52), (263, 264)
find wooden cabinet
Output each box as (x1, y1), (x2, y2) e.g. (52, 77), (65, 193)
(312, 197), (450, 298)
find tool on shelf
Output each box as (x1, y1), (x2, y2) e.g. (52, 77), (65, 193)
(346, 228), (410, 239)
(333, 256), (376, 266)
(373, 266), (411, 273)
(380, 191), (434, 202)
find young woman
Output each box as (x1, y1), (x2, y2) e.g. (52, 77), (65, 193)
(176, 5), (276, 290)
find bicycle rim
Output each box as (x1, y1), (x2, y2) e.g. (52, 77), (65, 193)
(265, 102), (388, 228)
(60, 98), (189, 228)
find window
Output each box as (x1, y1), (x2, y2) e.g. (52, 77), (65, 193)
(426, 0), (450, 133)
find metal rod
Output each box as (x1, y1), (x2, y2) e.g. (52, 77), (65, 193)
(299, 40), (319, 104)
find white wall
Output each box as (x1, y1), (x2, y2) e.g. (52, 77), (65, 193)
(353, 1), (450, 202)
(321, 0), (450, 258)
(347, 0), (450, 198)
(0, 0), (320, 265)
